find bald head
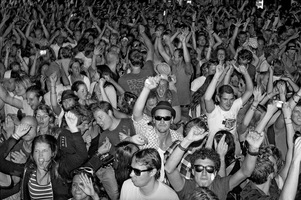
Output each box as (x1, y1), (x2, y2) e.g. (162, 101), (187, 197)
(20, 116), (38, 141)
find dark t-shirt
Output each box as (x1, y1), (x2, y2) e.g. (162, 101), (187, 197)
(177, 175), (231, 200)
(240, 180), (280, 200)
(118, 60), (155, 96)
(98, 118), (136, 155)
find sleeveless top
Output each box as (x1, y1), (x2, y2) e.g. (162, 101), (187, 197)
(28, 171), (54, 200)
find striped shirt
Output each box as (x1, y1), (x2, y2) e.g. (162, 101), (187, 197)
(28, 171), (54, 200)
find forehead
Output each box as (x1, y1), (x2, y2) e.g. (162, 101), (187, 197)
(34, 142), (51, 150)
(94, 109), (107, 116)
(131, 158), (147, 169)
(194, 158), (215, 166)
(36, 109), (48, 115)
(293, 106), (301, 112)
(220, 93), (234, 99)
(155, 109), (171, 116)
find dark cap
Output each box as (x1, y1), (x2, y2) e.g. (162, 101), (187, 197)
(151, 101), (176, 118)
(60, 90), (79, 104)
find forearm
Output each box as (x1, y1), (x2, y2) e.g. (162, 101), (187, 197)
(50, 85), (61, 115)
(218, 157), (226, 177)
(133, 87), (150, 120)
(255, 112), (274, 133)
(204, 74), (219, 101)
(279, 161), (300, 200)
(165, 139), (191, 173)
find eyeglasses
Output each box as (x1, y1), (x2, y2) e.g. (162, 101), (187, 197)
(154, 116), (172, 121)
(128, 166), (153, 176)
(73, 167), (94, 177)
(194, 165), (215, 173)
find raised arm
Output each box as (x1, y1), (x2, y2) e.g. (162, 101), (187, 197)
(139, 25), (154, 62)
(239, 64), (254, 105)
(165, 126), (208, 191)
(133, 77), (159, 122)
(49, 72), (62, 115)
(157, 31), (171, 63)
(204, 64), (224, 113)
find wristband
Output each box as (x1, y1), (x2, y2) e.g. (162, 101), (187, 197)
(12, 133), (21, 140)
(248, 149), (259, 156)
(178, 143), (188, 151)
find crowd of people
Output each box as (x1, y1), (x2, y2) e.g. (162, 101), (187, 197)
(0, 0), (301, 199)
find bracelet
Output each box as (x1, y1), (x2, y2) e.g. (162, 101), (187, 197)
(178, 143), (188, 151)
(248, 149), (259, 156)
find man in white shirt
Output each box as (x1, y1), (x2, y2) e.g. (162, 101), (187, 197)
(120, 148), (179, 200)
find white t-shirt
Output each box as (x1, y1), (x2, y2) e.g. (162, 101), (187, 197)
(120, 179), (179, 200)
(207, 98), (243, 135)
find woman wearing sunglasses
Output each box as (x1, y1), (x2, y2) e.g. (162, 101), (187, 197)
(0, 112), (88, 200)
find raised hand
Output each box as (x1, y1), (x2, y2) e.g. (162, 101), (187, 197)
(78, 173), (97, 198)
(98, 78), (106, 88)
(253, 87), (265, 103)
(245, 129), (264, 150)
(215, 134), (228, 158)
(238, 64), (248, 75)
(49, 72), (58, 85)
(144, 76), (159, 90)
(215, 64), (225, 76)
(185, 126), (208, 142)
(93, 45), (101, 56)
(234, 19), (242, 27)
(266, 101), (278, 114)
(64, 111), (79, 133)
(15, 123), (31, 138)
(97, 137), (111, 155)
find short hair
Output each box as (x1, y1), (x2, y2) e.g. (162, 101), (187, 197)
(218, 85), (234, 97)
(129, 49), (144, 68)
(26, 85), (45, 99)
(132, 148), (161, 179)
(71, 80), (86, 92)
(190, 148), (221, 173)
(189, 187), (219, 200)
(183, 118), (208, 137)
(90, 101), (113, 114)
(249, 145), (275, 184)
(119, 92), (137, 115)
(237, 49), (253, 62)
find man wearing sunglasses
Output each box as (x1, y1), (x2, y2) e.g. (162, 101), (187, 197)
(120, 148), (179, 200)
(165, 127), (264, 200)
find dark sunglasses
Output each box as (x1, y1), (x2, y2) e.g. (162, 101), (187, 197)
(194, 165), (215, 173)
(128, 166), (153, 176)
(154, 116), (172, 121)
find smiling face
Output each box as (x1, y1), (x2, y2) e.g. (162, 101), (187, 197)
(71, 174), (89, 200)
(26, 91), (41, 111)
(15, 83), (26, 97)
(292, 106), (301, 126)
(218, 93), (235, 111)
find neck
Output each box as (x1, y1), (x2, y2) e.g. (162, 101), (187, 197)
(255, 179), (271, 195)
(109, 118), (121, 131)
(131, 66), (141, 74)
(39, 126), (49, 135)
(139, 179), (158, 196)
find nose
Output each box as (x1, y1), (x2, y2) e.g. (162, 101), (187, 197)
(160, 118), (165, 124)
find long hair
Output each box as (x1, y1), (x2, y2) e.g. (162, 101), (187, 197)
(29, 135), (60, 179)
(114, 141), (139, 189)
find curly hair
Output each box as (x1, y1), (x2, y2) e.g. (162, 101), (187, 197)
(189, 187), (219, 200)
(190, 148), (221, 173)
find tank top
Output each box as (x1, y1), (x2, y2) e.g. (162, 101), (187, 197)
(28, 171), (54, 200)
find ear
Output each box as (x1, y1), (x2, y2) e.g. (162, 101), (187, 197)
(108, 110), (113, 117)
(216, 95), (220, 102)
(150, 168), (157, 177)
(39, 96), (43, 102)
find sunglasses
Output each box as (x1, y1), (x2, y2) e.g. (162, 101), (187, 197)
(73, 167), (94, 176)
(154, 116), (172, 121)
(194, 165), (215, 173)
(128, 166), (153, 176)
